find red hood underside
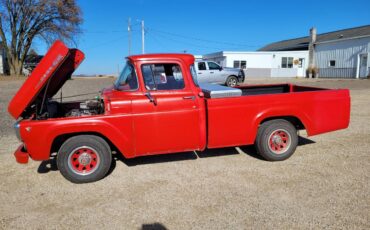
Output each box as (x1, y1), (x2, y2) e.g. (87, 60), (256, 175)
(8, 40), (85, 119)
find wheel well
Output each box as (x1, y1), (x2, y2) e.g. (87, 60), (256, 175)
(260, 116), (305, 130)
(50, 132), (118, 156)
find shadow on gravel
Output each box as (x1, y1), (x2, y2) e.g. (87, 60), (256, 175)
(37, 157), (58, 173)
(196, 147), (240, 158)
(37, 136), (316, 176)
(237, 136), (316, 161)
(113, 151), (197, 167)
(113, 147), (241, 168)
(141, 223), (167, 230)
(238, 145), (264, 160)
(298, 136), (316, 146)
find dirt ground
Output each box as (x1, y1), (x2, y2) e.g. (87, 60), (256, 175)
(0, 77), (369, 229)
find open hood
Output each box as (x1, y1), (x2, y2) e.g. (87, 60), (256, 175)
(8, 40), (85, 119)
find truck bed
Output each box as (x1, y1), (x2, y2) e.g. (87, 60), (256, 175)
(200, 83), (326, 98)
(240, 84), (325, 96)
(204, 85), (350, 149)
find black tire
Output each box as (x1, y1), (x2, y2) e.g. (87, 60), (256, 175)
(226, 76), (238, 87)
(57, 135), (112, 183)
(255, 119), (298, 161)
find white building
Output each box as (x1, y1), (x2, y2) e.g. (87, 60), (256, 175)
(203, 51), (309, 78)
(259, 25), (370, 79)
(315, 36), (370, 78)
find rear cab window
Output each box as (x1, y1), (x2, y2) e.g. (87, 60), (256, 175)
(198, 62), (207, 71)
(141, 63), (185, 90)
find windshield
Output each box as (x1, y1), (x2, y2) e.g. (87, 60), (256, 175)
(114, 61), (138, 91)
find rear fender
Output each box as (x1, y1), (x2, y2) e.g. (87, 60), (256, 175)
(248, 108), (312, 143)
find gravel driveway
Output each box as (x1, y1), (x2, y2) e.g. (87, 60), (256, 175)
(0, 77), (369, 229)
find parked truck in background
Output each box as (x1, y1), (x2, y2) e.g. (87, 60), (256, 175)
(8, 41), (350, 183)
(195, 60), (244, 87)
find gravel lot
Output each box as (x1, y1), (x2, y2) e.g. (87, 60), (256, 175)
(0, 77), (369, 229)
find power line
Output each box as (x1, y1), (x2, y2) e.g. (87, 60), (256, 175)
(149, 31), (254, 52)
(146, 27), (262, 48)
(82, 35), (126, 50)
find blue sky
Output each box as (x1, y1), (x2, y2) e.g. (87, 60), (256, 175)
(36, 0), (370, 75)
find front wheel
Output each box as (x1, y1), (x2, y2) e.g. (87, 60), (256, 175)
(57, 135), (112, 183)
(255, 119), (298, 161)
(226, 76), (238, 87)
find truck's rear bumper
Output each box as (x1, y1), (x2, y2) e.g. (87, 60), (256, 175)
(14, 144), (29, 164)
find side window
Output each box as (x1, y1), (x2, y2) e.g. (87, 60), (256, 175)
(233, 60), (240, 68)
(281, 57), (287, 68)
(142, 63), (185, 90)
(282, 57), (293, 68)
(208, 62), (220, 70)
(198, 62), (206, 70)
(287, 57), (293, 68)
(240, 61), (247, 69)
(329, 60), (336, 67)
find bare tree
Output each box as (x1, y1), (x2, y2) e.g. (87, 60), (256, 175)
(0, 0), (82, 76)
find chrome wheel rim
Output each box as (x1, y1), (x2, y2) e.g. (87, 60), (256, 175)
(267, 129), (291, 154)
(67, 146), (100, 176)
(228, 78), (237, 87)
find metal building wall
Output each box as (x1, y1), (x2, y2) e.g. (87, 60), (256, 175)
(315, 36), (370, 78)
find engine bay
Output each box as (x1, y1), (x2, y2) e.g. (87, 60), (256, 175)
(22, 97), (104, 120)
(63, 99), (103, 117)
(46, 98), (104, 119)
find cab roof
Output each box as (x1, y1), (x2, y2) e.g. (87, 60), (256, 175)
(128, 53), (195, 65)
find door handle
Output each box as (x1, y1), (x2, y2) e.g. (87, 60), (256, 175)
(145, 92), (157, 105)
(183, 96), (196, 100)
(198, 72), (202, 74)
(210, 71), (214, 74)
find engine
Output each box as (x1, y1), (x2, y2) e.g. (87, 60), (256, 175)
(41, 99), (103, 119)
(65, 100), (103, 117)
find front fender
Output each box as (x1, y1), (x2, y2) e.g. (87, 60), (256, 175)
(20, 114), (134, 161)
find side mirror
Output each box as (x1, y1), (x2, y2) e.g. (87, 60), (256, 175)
(219, 66), (223, 71)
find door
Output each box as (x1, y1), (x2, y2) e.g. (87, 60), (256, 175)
(359, 54), (368, 78)
(196, 61), (213, 83)
(207, 61), (225, 83)
(132, 62), (201, 156)
(297, 58), (305, 77)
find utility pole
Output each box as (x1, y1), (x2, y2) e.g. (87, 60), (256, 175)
(141, 20), (145, 54)
(128, 17), (131, 55)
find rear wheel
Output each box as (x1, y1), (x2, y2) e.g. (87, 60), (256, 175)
(57, 135), (112, 183)
(226, 76), (238, 87)
(255, 119), (298, 161)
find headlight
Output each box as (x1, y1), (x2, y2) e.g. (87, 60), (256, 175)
(14, 121), (22, 141)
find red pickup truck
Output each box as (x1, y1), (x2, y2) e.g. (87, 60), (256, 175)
(8, 41), (350, 183)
